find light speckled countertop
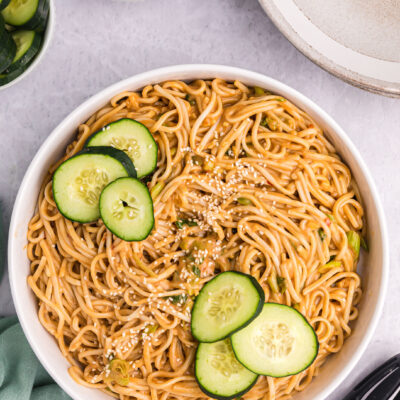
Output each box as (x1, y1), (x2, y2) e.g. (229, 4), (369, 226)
(0, 0), (399, 398)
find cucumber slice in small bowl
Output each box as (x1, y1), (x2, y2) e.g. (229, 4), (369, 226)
(99, 177), (154, 241)
(53, 146), (136, 223)
(195, 338), (258, 400)
(6, 30), (41, 73)
(231, 303), (319, 377)
(86, 119), (158, 179)
(191, 271), (265, 343)
(0, 27), (16, 72)
(2, 0), (49, 31)
(0, 64), (26, 85)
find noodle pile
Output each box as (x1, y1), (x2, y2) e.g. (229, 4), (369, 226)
(27, 79), (364, 400)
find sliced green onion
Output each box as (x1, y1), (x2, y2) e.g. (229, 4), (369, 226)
(267, 275), (279, 293)
(318, 228), (326, 241)
(145, 323), (159, 334)
(254, 86), (265, 96)
(192, 265), (201, 276)
(168, 294), (188, 305)
(277, 276), (286, 294)
(347, 231), (360, 258)
(132, 253), (156, 277)
(260, 117), (278, 131)
(237, 197), (252, 205)
(192, 155), (203, 166)
(318, 260), (342, 274)
(170, 147), (177, 156)
(360, 236), (369, 252)
(150, 181), (165, 199)
(175, 219), (198, 229)
(327, 214), (336, 222)
(276, 97), (286, 102)
(106, 359), (130, 386)
(185, 94), (196, 105)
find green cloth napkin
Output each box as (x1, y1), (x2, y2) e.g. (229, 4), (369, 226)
(0, 316), (71, 400)
(0, 201), (5, 283)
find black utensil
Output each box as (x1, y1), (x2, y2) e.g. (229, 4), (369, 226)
(343, 354), (400, 400)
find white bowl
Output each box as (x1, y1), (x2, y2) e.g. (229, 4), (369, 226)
(0, 0), (55, 90)
(8, 65), (389, 400)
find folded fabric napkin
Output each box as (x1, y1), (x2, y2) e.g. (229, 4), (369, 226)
(0, 201), (5, 283)
(0, 316), (71, 400)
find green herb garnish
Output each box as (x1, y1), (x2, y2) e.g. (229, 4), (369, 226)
(327, 214), (336, 222)
(318, 228), (326, 241)
(347, 231), (361, 258)
(192, 265), (201, 276)
(318, 260), (342, 274)
(175, 219), (198, 229)
(237, 197), (252, 205)
(254, 86), (265, 96)
(168, 294), (188, 305)
(277, 276), (286, 293)
(150, 181), (165, 199)
(185, 94), (196, 105)
(360, 236), (369, 252)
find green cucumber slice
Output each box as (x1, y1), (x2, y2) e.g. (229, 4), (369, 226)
(0, 0), (11, 11)
(0, 64), (25, 85)
(53, 147), (136, 223)
(2, 0), (49, 31)
(7, 30), (41, 72)
(231, 303), (319, 377)
(191, 271), (265, 343)
(195, 338), (258, 400)
(86, 119), (158, 178)
(99, 177), (154, 241)
(0, 28), (16, 72)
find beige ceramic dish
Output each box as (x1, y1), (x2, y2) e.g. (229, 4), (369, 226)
(259, 0), (400, 97)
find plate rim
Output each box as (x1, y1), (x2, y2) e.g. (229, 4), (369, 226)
(258, 0), (400, 98)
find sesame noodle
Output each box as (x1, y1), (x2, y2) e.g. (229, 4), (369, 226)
(27, 79), (364, 400)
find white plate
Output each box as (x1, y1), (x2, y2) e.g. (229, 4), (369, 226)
(0, 0), (55, 91)
(259, 0), (400, 97)
(8, 64), (389, 400)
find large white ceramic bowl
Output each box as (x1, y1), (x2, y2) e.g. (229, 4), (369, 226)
(0, 0), (55, 91)
(8, 65), (388, 400)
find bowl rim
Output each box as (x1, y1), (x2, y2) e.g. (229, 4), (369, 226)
(8, 64), (389, 400)
(0, 0), (55, 91)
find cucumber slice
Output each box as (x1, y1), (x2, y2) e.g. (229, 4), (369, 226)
(191, 271), (265, 343)
(231, 303), (319, 377)
(86, 119), (158, 178)
(195, 338), (258, 400)
(0, 64), (25, 85)
(0, 0), (11, 11)
(53, 147), (136, 223)
(99, 177), (154, 241)
(0, 28), (16, 72)
(2, 0), (49, 31)
(7, 30), (41, 72)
